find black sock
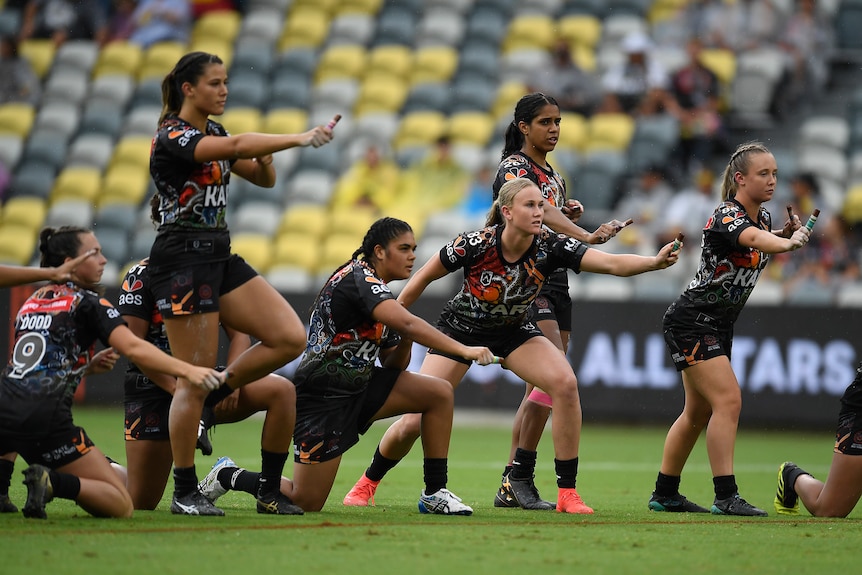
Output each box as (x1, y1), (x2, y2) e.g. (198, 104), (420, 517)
(0, 459), (13, 493)
(220, 467), (259, 496)
(511, 448), (537, 481)
(655, 472), (681, 497)
(366, 446), (400, 482)
(501, 464), (513, 480)
(204, 382), (234, 407)
(173, 465), (198, 497)
(787, 466), (810, 488)
(47, 469), (81, 500)
(554, 457), (579, 489)
(423, 458), (447, 495)
(713, 475), (738, 500)
(258, 449), (288, 496)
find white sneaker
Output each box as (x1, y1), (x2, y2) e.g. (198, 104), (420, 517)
(197, 456), (237, 503)
(418, 488), (473, 515)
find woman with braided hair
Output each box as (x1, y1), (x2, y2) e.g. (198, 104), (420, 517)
(198, 217), (496, 514)
(649, 141), (810, 517)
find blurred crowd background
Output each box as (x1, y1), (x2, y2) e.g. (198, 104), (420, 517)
(1, 0), (862, 306)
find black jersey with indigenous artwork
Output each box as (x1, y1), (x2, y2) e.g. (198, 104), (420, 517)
(150, 114), (234, 231)
(493, 152), (569, 293)
(0, 284), (126, 438)
(117, 259), (172, 402)
(664, 199), (773, 331)
(293, 260), (400, 397)
(438, 225), (588, 334)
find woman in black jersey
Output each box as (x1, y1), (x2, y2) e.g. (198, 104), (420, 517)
(117, 258), (301, 513)
(491, 93), (630, 509)
(148, 51), (336, 516)
(774, 366), (862, 517)
(649, 142), (809, 517)
(345, 178), (679, 514)
(195, 218), (496, 514)
(0, 226), (223, 519)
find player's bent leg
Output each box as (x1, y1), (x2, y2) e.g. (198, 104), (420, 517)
(289, 458), (342, 512)
(57, 447), (134, 518)
(798, 453), (862, 517)
(125, 439), (173, 510)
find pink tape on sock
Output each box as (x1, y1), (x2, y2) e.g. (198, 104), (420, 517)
(528, 389), (553, 407)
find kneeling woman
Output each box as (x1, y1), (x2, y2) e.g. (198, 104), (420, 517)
(198, 217), (495, 514)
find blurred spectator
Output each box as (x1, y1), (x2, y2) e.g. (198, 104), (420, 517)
(458, 163), (495, 219)
(698, 0), (783, 52)
(781, 214), (860, 299)
(600, 32), (671, 115)
(398, 136), (470, 213)
(331, 145), (401, 213)
(779, 0), (834, 107)
(787, 171), (826, 222)
(128, 0), (191, 48)
(190, 0), (235, 18)
(106, 0), (138, 43)
(0, 34), (40, 105)
(668, 38), (727, 176)
(527, 39), (601, 117)
(20, 0), (108, 46)
(614, 164), (676, 253)
(659, 167), (718, 246)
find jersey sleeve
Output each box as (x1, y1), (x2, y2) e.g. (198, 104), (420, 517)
(117, 262), (154, 320)
(438, 232), (473, 273)
(708, 201), (759, 245)
(348, 265), (397, 317)
(492, 154), (530, 200)
(82, 292), (128, 347)
(155, 122), (206, 164)
(548, 232), (589, 273)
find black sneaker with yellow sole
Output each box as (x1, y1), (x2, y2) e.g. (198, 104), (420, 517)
(257, 490), (304, 515)
(496, 473), (555, 510)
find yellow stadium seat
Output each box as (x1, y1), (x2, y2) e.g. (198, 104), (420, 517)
(842, 184), (862, 223)
(572, 43), (596, 72)
(0, 224), (37, 264)
(188, 37), (233, 68)
(584, 112), (636, 153)
(0, 102), (35, 137)
(191, 9), (241, 44)
(272, 232), (322, 272)
(290, 0), (338, 14)
(492, 81), (528, 120)
(558, 15), (602, 50)
(353, 74), (408, 116)
(279, 8), (331, 51)
(93, 41), (143, 78)
(19, 39), (55, 79)
(138, 41), (187, 81)
(314, 44), (367, 83)
(320, 232), (363, 272)
(99, 164), (150, 207)
(231, 233), (274, 273)
(264, 108), (308, 135)
(410, 46), (458, 85)
(503, 15), (555, 53)
(394, 111), (448, 149)
(558, 112), (588, 151)
(447, 112), (494, 147)
(335, 0), (383, 15)
(699, 48), (737, 85)
(366, 45), (413, 80)
(110, 136), (153, 170)
(278, 203), (329, 237)
(1, 196), (46, 231)
(329, 205), (378, 237)
(216, 108), (262, 134)
(51, 167), (102, 204)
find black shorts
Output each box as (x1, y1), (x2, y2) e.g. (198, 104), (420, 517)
(293, 367), (400, 464)
(530, 287), (573, 332)
(125, 395), (171, 441)
(663, 325), (732, 372)
(149, 254), (257, 317)
(0, 425), (95, 468)
(429, 321), (543, 365)
(835, 381), (862, 455)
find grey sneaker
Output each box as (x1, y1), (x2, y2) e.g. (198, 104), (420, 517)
(648, 492), (709, 513)
(0, 493), (18, 513)
(711, 493), (768, 516)
(21, 464), (53, 519)
(171, 489), (225, 516)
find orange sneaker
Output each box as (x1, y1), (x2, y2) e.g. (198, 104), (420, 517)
(343, 474), (380, 507)
(556, 488), (594, 514)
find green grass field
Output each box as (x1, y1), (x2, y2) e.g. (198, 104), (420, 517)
(1, 407), (857, 575)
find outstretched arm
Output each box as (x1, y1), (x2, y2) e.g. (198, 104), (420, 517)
(0, 249), (96, 287)
(397, 252), (451, 308)
(579, 240), (680, 276)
